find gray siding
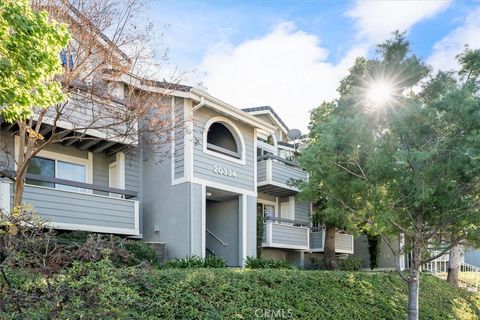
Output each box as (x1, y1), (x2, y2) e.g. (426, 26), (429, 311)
(125, 151), (140, 193)
(271, 160), (307, 186)
(310, 231), (324, 250)
(51, 93), (129, 140)
(295, 198), (310, 222)
(174, 97), (185, 179)
(257, 161), (266, 181)
(206, 198), (239, 266)
(354, 234), (399, 269)
(270, 223), (309, 247)
(142, 134), (192, 259)
(92, 152), (111, 196)
(192, 108), (255, 191)
(23, 184), (137, 234)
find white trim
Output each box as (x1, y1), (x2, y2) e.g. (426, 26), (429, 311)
(241, 194), (247, 266)
(0, 180), (11, 212)
(202, 116), (246, 165)
(170, 96), (177, 185)
(189, 88), (276, 133)
(133, 200), (140, 234)
(253, 128), (258, 191)
(263, 243), (309, 251)
(201, 184), (206, 258)
(185, 99), (194, 180)
(277, 144), (296, 152)
(190, 177), (256, 197)
(87, 152), (93, 184)
(245, 109), (289, 135)
(257, 198), (276, 207)
(257, 180), (300, 192)
(116, 152), (126, 189)
(399, 233), (406, 270)
(51, 222), (139, 236)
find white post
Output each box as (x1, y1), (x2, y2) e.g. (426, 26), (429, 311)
(0, 180), (11, 213)
(475, 269), (478, 292)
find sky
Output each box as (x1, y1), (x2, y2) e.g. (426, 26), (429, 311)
(146, 0), (480, 132)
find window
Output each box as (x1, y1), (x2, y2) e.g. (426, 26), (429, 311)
(26, 157), (55, 188)
(257, 202), (275, 219)
(206, 122), (241, 159)
(27, 156), (86, 192)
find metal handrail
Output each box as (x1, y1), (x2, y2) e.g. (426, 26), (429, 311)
(206, 228), (228, 246)
(25, 173), (138, 198)
(257, 154), (302, 168)
(264, 215), (310, 227)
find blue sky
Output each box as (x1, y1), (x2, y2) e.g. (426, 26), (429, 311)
(146, 0), (480, 131)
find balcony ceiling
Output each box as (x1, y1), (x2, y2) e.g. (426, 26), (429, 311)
(257, 184), (298, 197)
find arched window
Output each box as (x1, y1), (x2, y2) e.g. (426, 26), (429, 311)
(206, 122), (241, 159)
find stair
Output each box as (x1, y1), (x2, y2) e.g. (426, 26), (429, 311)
(423, 260), (479, 292)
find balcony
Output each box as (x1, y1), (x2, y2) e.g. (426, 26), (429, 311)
(262, 217), (310, 250)
(310, 228), (354, 254)
(0, 175), (140, 236)
(257, 154), (308, 197)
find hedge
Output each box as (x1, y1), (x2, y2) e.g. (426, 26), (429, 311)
(2, 259), (479, 319)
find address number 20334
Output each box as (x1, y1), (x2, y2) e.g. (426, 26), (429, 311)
(213, 165), (237, 178)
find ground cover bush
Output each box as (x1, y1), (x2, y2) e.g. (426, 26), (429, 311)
(163, 255), (227, 268)
(309, 257), (363, 271)
(2, 259), (478, 319)
(245, 256), (293, 269)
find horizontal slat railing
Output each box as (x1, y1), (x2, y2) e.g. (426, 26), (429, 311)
(257, 154), (301, 168)
(264, 215), (310, 227)
(25, 173), (138, 198)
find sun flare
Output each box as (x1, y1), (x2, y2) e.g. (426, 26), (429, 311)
(367, 81), (395, 106)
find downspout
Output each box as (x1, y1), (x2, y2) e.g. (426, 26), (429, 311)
(193, 96), (205, 111)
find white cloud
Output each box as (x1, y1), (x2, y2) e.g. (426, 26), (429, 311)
(199, 22), (367, 132)
(428, 7), (480, 71)
(347, 0), (451, 43)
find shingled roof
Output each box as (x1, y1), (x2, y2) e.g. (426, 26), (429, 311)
(242, 106), (289, 132)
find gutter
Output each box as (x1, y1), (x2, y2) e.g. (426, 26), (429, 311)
(189, 88), (276, 134)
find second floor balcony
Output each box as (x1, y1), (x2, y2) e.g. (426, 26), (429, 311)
(0, 173), (140, 236)
(257, 154), (308, 196)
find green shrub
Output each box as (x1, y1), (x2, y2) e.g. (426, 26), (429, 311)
(245, 256), (293, 269)
(163, 255), (226, 268)
(2, 262), (480, 319)
(337, 257), (363, 271)
(309, 257), (325, 270)
(309, 257), (363, 271)
(124, 240), (158, 266)
(56, 230), (90, 245)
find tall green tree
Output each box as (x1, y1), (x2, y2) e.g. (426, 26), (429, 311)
(301, 33), (480, 320)
(0, 0), (69, 123)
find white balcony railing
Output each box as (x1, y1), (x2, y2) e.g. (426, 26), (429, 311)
(310, 229), (354, 254)
(262, 217), (310, 250)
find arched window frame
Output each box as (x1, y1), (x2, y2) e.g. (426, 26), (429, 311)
(203, 116), (246, 165)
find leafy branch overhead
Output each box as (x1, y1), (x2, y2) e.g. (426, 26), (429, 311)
(0, 0), (69, 123)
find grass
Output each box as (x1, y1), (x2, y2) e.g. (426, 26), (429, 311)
(2, 259), (480, 319)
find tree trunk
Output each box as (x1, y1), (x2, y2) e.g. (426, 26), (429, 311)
(447, 245), (463, 287)
(407, 245), (422, 320)
(324, 224), (337, 270)
(13, 171), (26, 208)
